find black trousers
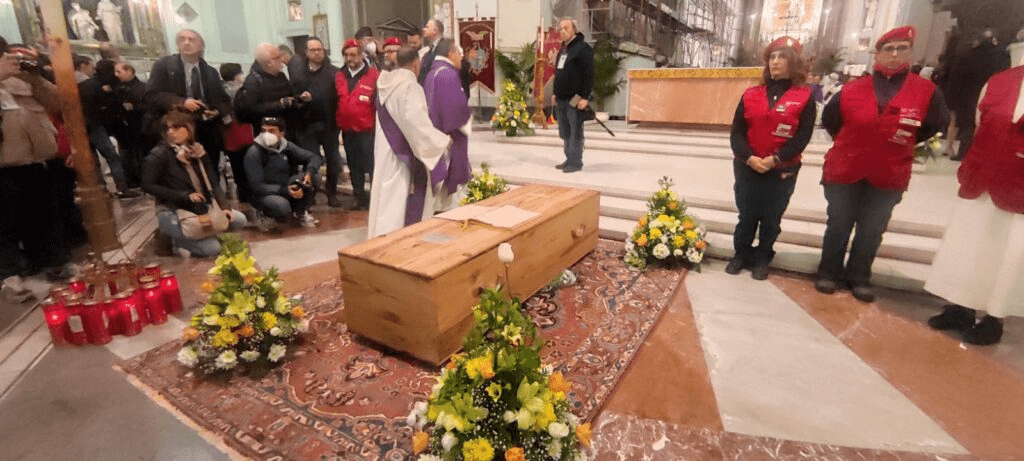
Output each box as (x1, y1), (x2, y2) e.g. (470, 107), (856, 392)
(732, 160), (799, 264)
(225, 148), (252, 204)
(299, 127), (342, 194)
(342, 131), (374, 196)
(0, 163), (70, 279)
(817, 180), (903, 286)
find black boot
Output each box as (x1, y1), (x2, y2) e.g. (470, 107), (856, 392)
(963, 315), (1003, 345)
(927, 305), (976, 331)
(750, 261), (770, 280)
(725, 256), (745, 275)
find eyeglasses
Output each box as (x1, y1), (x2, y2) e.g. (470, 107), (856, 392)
(880, 44), (911, 54)
(307, 48), (325, 53)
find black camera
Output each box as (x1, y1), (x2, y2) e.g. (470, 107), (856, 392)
(19, 57), (38, 73)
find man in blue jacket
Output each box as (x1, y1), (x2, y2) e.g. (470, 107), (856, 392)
(551, 17), (594, 173)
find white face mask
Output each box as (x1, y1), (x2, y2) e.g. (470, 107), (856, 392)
(365, 42), (377, 54)
(259, 132), (280, 147)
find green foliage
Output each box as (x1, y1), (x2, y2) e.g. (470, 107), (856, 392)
(494, 42), (537, 91)
(591, 37), (626, 111)
(815, 47), (846, 75)
(461, 163), (510, 205)
(491, 81), (535, 136)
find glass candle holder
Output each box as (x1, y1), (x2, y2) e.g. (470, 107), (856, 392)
(64, 296), (88, 346)
(141, 282), (167, 325)
(115, 292), (143, 337)
(81, 300), (112, 345)
(41, 297), (69, 346)
(159, 271), (183, 314)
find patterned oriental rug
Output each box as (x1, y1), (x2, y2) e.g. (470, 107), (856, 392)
(115, 240), (682, 461)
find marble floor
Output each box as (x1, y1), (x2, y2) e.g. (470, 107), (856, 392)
(0, 125), (1022, 460)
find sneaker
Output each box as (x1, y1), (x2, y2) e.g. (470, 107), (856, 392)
(254, 210), (278, 233)
(750, 261), (770, 281)
(927, 305), (976, 331)
(814, 278), (837, 294)
(724, 257), (745, 275)
(1, 276), (35, 303)
(963, 315), (1003, 345)
(295, 211), (318, 228)
(850, 284), (875, 303)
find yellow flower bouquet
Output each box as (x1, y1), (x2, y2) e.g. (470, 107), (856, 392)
(408, 255), (589, 460)
(177, 234), (306, 375)
(491, 82), (535, 137)
(625, 177), (709, 271)
(461, 162), (510, 205)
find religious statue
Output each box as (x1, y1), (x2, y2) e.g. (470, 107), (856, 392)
(864, 0), (878, 29)
(68, 2), (100, 41)
(97, 0), (124, 43)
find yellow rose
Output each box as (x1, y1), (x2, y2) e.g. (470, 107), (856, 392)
(412, 431), (429, 454)
(548, 371), (570, 393)
(182, 326), (200, 341)
(576, 422), (592, 448)
(505, 447), (526, 461)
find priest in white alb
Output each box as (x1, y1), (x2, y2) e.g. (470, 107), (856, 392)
(368, 46), (452, 238)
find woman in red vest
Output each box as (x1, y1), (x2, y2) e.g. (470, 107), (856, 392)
(726, 36), (816, 280)
(924, 61), (1024, 345)
(815, 26), (949, 302)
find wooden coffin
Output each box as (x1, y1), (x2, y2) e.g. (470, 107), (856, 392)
(337, 184), (600, 364)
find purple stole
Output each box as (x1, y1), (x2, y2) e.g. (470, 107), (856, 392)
(375, 99), (431, 226)
(424, 61), (473, 193)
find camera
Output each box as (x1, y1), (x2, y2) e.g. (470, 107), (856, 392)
(18, 57), (38, 73)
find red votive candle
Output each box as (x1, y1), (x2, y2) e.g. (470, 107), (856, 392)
(64, 296), (88, 346)
(68, 277), (87, 294)
(49, 287), (69, 301)
(115, 292), (143, 337)
(107, 269), (121, 295)
(41, 297), (69, 346)
(143, 263), (162, 279)
(103, 297), (123, 336)
(81, 300), (112, 345)
(135, 278), (156, 325)
(158, 271), (182, 314)
(141, 282), (167, 325)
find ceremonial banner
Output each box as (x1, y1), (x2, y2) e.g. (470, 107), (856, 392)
(458, 18), (496, 92)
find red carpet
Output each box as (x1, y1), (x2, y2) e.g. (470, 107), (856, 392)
(115, 240), (681, 460)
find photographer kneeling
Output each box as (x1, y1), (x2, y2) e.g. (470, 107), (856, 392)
(142, 108), (246, 258)
(244, 117), (322, 230)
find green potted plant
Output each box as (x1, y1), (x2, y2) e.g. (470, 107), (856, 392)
(591, 36), (626, 119)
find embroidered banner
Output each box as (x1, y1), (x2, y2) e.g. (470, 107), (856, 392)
(458, 18), (496, 93)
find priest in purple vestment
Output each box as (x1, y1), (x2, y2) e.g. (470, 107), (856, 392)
(423, 38), (473, 211)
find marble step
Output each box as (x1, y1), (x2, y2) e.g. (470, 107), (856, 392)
(527, 125), (833, 156)
(598, 215), (931, 292)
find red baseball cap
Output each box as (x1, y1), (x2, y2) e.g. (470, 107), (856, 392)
(384, 37), (402, 47)
(876, 26), (916, 49)
(342, 39), (360, 52)
(764, 36), (801, 60)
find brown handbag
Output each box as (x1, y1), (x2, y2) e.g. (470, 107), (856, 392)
(175, 156), (230, 239)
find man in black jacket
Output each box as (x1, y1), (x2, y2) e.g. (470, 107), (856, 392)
(235, 43), (301, 139)
(113, 61), (147, 188)
(244, 118), (323, 230)
(291, 37), (344, 207)
(551, 17), (594, 173)
(144, 29), (232, 167)
(946, 29), (1010, 161)
(417, 19), (444, 84)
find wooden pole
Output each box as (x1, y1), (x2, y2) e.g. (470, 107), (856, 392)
(532, 22), (548, 128)
(37, 1), (121, 253)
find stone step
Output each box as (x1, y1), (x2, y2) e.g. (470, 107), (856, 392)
(598, 215), (931, 292)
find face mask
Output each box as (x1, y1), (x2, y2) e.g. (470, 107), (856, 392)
(259, 132), (279, 147)
(365, 42), (377, 54)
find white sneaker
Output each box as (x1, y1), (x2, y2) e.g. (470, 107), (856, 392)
(295, 211), (318, 228)
(254, 210), (278, 233)
(176, 247), (192, 259)
(2, 275), (36, 303)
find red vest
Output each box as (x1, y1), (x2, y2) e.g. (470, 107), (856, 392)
(958, 66), (1024, 214)
(335, 67), (380, 133)
(823, 73), (936, 191)
(742, 84), (812, 169)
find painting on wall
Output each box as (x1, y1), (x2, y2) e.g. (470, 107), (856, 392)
(758, 0), (824, 45)
(430, 0), (454, 38)
(288, 0), (303, 22)
(12, 0), (167, 57)
(312, 13), (329, 54)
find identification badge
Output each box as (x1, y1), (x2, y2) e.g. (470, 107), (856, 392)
(359, 95), (370, 102)
(557, 55), (567, 69)
(772, 123), (794, 138)
(899, 117), (922, 127)
(130, 307), (139, 322)
(68, 315), (84, 333)
(890, 128), (913, 146)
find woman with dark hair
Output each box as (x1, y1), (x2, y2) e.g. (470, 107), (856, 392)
(141, 108), (246, 257)
(726, 36), (817, 280)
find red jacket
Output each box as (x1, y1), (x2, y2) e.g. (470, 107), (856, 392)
(742, 84), (812, 170)
(823, 73), (936, 191)
(335, 67), (379, 133)
(958, 65), (1024, 214)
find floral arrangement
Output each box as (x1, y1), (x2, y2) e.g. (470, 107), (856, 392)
(407, 246), (591, 461)
(913, 132), (945, 161)
(461, 163), (511, 205)
(177, 235), (307, 374)
(491, 81), (534, 137)
(624, 177), (709, 271)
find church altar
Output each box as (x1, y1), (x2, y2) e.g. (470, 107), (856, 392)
(337, 184), (600, 364)
(627, 67), (762, 126)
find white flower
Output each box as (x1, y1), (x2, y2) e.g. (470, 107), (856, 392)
(547, 439), (563, 458)
(270, 327), (283, 337)
(548, 421), (570, 438)
(498, 242), (515, 263)
(215, 350), (237, 369)
(516, 408), (535, 429)
(418, 455), (442, 461)
(503, 410), (517, 423)
(648, 219), (663, 229)
(687, 247), (703, 263)
(296, 318), (310, 333)
(660, 235), (668, 243)
(255, 297), (266, 308)
(567, 412), (580, 428)
(272, 281), (284, 290)
(268, 344), (287, 362)
(652, 243), (670, 259)
(240, 350), (261, 362)
(511, 120), (517, 127)
(673, 248), (683, 257)
(624, 241), (635, 252)
(177, 347), (198, 367)
(441, 431), (458, 452)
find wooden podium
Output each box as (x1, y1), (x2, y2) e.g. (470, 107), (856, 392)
(337, 184), (599, 364)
